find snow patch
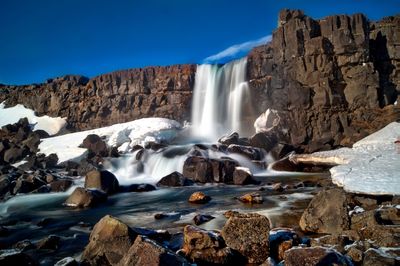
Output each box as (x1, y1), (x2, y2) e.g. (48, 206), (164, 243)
(38, 118), (181, 163)
(304, 122), (400, 195)
(0, 102), (66, 135)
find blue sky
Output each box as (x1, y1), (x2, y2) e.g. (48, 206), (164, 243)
(0, 0), (399, 85)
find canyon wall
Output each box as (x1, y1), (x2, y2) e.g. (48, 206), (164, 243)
(247, 9), (400, 152)
(0, 9), (399, 152)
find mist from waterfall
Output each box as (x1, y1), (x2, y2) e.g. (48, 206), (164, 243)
(191, 57), (251, 140)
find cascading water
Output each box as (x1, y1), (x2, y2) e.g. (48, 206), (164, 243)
(191, 57), (252, 140)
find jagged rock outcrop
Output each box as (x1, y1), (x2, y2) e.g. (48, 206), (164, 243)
(248, 9), (400, 152)
(0, 65), (196, 131)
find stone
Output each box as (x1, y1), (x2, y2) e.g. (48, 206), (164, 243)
(182, 156), (213, 183)
(227, 144), (263, 160)
(50, 179), (73, 192)
(156, 171), (194, 187)
(238, 192), (264, 204)
(82, 215), (137, 265)
(193, 214), (215, 225)
(85, 170), (119, 195)
(36, 235), (60, 250)
(64, 187), (107, 208)
(221, 212), (271, 264)
(363, 248), (400, 266)
(300, 188), (350, 234)
(283, 247), (353, 266)
(345, 246), (363, 263)
(232, 167), (258, 185)
(182, 225), (235, 265)
(188, 192), (211, 204)
(81, 134), (108, 157)
(120, 183), (156, 192)
(4, 147), (25, 163)
(0, 251), (37, 266)
(310, 234), (352, 253)
(269, 229), (300, 262)
(119, 235), (189, 266)
(249, 132), (278, 152)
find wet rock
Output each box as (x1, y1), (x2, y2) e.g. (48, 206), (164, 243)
(272, 182), (284, 192)
(183, 156), (213, 183)
(227, 144), (263, 160)
(232, 167), (258, 185)
(156, 171), (194, 187)
(81, 134), (108, 157)
(221, 212), (271, 264)
(188, 191), (211, 204)
(352, 196), (378, 211)
(50, 179), (73, 192)
(300, 188), (350, 234)
(4, 147), (25, 163)
(85, 170), (119, 195)
(154, 213), (169, 220)
(82, 215), (137, 265)
(310, 234), (353, 253)
(37, 218), (54, 227)
(363, 248), (400, 266)
(270, 156), (301, 171)
(36, 235), (61, 250)
(13, 240), (35, 251)
(218, 132), (249, 146)
(283, 246), (353, 266)
(249, 132), (278, 152)
(77, 159), (98, 176)
(238, 192), (264, 204)
(119, 235), (189, 266)
(210, 157), (238, 184)
(64, 187), (107, 208)
(269, 229), (300, 262)
(182, 225), (235, 265)
(193, 214), (215, 225)
(55, 257), (79, 266)
(345, 246), (363, 264)
(120, 183), (156, 192)
(0, 251), (37, 266)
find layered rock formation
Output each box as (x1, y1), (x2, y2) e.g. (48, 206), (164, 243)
(0, 10), (399, 152)
(0, 65), (196, 130)
(248, 9), (400, 152)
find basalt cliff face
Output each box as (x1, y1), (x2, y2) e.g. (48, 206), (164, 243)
(1, 10), (399, 152)
(0, 65), (196, 130)
(248, 9), (400, 152)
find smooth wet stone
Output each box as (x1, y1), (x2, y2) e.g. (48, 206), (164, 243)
(193, 214), (215, 225)
(50, 179), (73, 192)
(156, 171), (194, 187)
(238, 192), (264, 204)
(221, 212), (271, 264)
(85, 170), (119, 195)
(36, 235), (60, 250)
(82, 215), (137, 266)
(64, 187), (107, 208)
(188, 192), (211, 204)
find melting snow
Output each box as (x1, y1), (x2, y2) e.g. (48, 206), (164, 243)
(297, 122), (400, 195)
(39, 118), (181, 163)
(0, 102), (66, 135)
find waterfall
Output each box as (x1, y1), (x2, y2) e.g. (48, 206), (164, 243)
(191, 57), (251, 140)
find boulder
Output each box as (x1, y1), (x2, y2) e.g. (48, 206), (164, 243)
(227, 144), (263, 160)
(85, 170), (119, 195)
(182, 225), (235, 265)
(363, 248), (400, 266)
(182, 156), (213, 183)
(64, 187), (107, 208)
(50, 179), (73, 192)
(283, 247), (353, 266)
(119, 235), (189, 266)
(188, 192), (211, 204)
(81, 134), (108, 157)
(120, 183), (156, 192)
(36, 235), (60, 250)
(81, 215), (137, 265)
(221, 212), (271, 264)
(156, 171), (194, 187)
(232, 167), (258, 185)
(249, 132), (278, 152)
(299, 188), (350, 234)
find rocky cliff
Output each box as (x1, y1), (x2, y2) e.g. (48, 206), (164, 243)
(248, 9), (400, 152)
(0, 65), (196, 130)
(1, 9), (399, 152)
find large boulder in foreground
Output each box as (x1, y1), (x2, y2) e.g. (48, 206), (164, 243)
(119, 235), (189, 266)
(299, 188), (350, 234)
(283, 246), (353, 266)
(182, 225), (235, 265)
(64, 187), (107, 208)
(85, 170), (119, 195)
(81, 215), (137, 265)
(221, 212), (271, 264)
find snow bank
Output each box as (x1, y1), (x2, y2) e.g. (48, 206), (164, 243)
(38, 118), (181, 163)
(0, 102), (66, 135)
(302, 122), (400, 195)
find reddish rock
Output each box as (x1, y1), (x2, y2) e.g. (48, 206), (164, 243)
(188, 192), (211, 204)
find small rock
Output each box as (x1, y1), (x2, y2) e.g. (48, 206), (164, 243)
(64, 187), (107, 208)
(310, 234), (352, 253)
(345, 246), (363, 263)
(238, 192), (264, 204)
(188, 191), (211, 204)
(233, 167), (258, 185)
(36, 235), (60, 250)
(193, 214), (215, 225)
(156, 171), (194, 187)
(50, 179), (73, 192)
(13, 239), (35, 251)
(272, 183), (284, 192)
(120, 183), (156, 192)
(154, 213), (169, 220)
(227, 144), (263, 160)
(85, 170), (119, 195)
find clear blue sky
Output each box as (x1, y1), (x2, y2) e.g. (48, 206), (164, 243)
(1, 0), (399, 85)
